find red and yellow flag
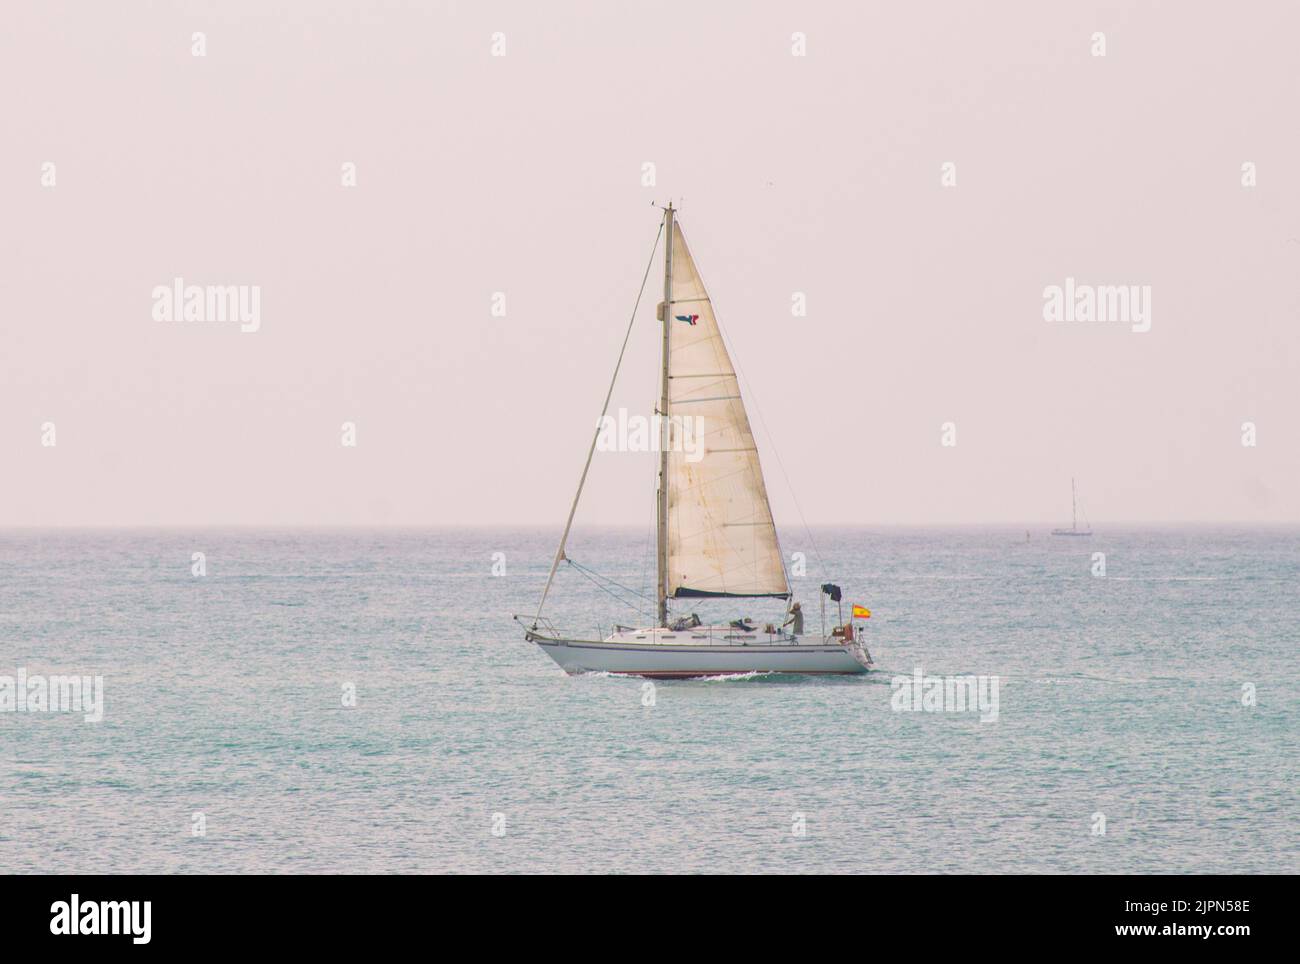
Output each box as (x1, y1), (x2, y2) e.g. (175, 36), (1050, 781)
(852, 605), (871, 619)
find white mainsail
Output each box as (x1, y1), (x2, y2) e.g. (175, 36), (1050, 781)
(662, 221), (789, 599)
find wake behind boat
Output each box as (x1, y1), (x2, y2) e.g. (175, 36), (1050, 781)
(517, 204), (873, 677)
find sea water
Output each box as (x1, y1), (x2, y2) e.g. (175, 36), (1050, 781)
(0, 526), (1295, 873)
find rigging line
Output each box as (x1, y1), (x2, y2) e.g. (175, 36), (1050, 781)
(567, 558), (656, 603)
(567, 559), (651, 614)
(569, 562), (636, 610)
(533, 217), (666, 626)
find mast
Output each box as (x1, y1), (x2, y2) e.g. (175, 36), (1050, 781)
(656, 204), (674, 626)
(1071, 477), (1078, 531)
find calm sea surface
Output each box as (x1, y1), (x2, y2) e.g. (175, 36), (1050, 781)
(1, 526), (1295, 874)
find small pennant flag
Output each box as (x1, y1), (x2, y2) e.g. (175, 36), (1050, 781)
(852, 605), (871, 619)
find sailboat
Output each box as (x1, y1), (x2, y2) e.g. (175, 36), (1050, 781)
(1051, 477), (1092, 536)
(515, 204), (873, 677)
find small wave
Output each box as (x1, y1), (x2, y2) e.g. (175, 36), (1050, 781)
(695, 670), (774, 682)
(886, 574), (996, 581)
(1106, 576), (1218, 582)
(570, 669), (774, 682)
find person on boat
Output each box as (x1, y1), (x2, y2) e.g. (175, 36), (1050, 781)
(783, 602), (804, 637)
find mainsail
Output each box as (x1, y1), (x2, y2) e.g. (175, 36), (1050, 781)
(661, 221), (789, 600)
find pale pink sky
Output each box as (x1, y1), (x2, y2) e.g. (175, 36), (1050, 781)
(2, 1), (1297, 526)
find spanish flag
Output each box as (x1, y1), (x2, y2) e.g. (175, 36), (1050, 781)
(852, 605), (871, 619)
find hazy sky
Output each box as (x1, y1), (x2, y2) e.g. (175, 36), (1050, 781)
(3, 1), (1297, 526)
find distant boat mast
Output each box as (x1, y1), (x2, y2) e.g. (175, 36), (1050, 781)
(1052, 477), (1092, 536)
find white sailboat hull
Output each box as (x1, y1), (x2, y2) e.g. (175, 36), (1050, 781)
(528, 632), (871, 677)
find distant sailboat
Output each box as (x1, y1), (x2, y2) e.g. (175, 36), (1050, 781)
(1051, 477), (1093, 536)
(516, 204), (873, 677)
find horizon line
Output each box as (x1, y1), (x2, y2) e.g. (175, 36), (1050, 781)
(3, 520), (1298, 531)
